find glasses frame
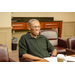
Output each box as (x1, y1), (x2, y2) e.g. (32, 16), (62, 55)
(30, 25), (41, 29)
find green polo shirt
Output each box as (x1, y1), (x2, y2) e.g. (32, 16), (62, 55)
(19, 32), (55, 58)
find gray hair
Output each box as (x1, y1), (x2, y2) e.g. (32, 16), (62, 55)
(28, 19), (40, 27)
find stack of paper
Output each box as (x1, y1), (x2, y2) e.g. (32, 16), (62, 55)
(64, 56), (75, 62)
(44, 56), (75, 62)
(44, 57), (57, 62)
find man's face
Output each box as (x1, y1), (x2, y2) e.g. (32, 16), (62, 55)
(29, 21), (41, 36)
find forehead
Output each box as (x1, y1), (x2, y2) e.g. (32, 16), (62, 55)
(31, 21), (40, 26)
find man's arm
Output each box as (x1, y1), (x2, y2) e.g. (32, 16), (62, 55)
(45, 37), (57, 57)
(22, 53), (46, 61)
(50, 49), (57, 57)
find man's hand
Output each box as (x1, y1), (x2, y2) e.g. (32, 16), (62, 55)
(51, 49), (57, 57)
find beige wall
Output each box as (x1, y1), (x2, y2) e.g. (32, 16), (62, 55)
(0, 12), (12, 51)
(62, 22), (75, 39)
(12, 12), (75, 22)
(0, 28), (12, 51)
(0, 12), (12, 27)
(12, 30), (29, 43)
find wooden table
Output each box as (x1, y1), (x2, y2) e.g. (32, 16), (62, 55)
(34, 54), (75, 62)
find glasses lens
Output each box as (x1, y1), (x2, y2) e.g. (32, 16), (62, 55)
(31, 26), (41, 28)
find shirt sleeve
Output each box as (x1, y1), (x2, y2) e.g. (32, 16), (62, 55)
(19, 35), (28, 57)
(46, 37), (55, 52)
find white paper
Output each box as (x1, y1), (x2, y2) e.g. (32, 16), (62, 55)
(64, 56), (75, 62)
(44, 57), (57, 62)
(44, 56), (75, 62)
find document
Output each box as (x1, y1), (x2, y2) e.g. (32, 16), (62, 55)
(44, 57), (57, 62)
(44, 56), (75, 62)
(65, 56), (75, 62)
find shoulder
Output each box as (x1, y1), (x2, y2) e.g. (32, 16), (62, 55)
(39, 34), (47, 39)
(20, 32), (29, 41)
(20, 34), (27, 39)
(39, 34), (50, 43)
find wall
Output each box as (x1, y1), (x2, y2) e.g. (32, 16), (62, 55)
(0, 12), (11, 27)
(62, 22), (75, 39)
(12, 12), (75, 43)
(0, 12), (12, 51)
(12, 12), (75, 22)
(12, 30), (28, 43)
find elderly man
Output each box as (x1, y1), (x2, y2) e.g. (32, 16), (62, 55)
(19, 19), (57, 62)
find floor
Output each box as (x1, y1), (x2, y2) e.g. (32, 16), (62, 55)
(8, 48), (19, 62)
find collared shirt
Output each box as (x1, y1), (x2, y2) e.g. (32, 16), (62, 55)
(19, 32), (55, 58)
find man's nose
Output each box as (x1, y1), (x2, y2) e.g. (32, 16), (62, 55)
(36, 27), (39, 29)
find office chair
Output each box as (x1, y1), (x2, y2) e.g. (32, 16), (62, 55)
(0, 45), (15, 62)
(66, 37), (75, 55)
(40, 30), (67, 54)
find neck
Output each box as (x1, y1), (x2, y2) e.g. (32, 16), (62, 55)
(30, 33), (37, 38)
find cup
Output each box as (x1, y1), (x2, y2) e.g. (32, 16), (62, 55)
(57, 54), (64, 62)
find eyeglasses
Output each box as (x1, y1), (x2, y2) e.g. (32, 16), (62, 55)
(30, 26), (41, 29)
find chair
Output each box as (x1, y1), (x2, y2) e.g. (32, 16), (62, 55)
(66, 37), (75, 55)
(0, 45), (15, 62)
(40, 30), (67, 54)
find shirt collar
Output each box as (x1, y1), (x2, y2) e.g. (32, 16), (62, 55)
(27, 32), (42, 39)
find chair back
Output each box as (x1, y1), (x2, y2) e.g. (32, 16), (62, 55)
(0, 45), (9, 62)
(40, 30), (58, 46)
(67, 37), (75, 49)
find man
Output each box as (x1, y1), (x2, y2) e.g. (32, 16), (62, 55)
(19, 19), (57, 62)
